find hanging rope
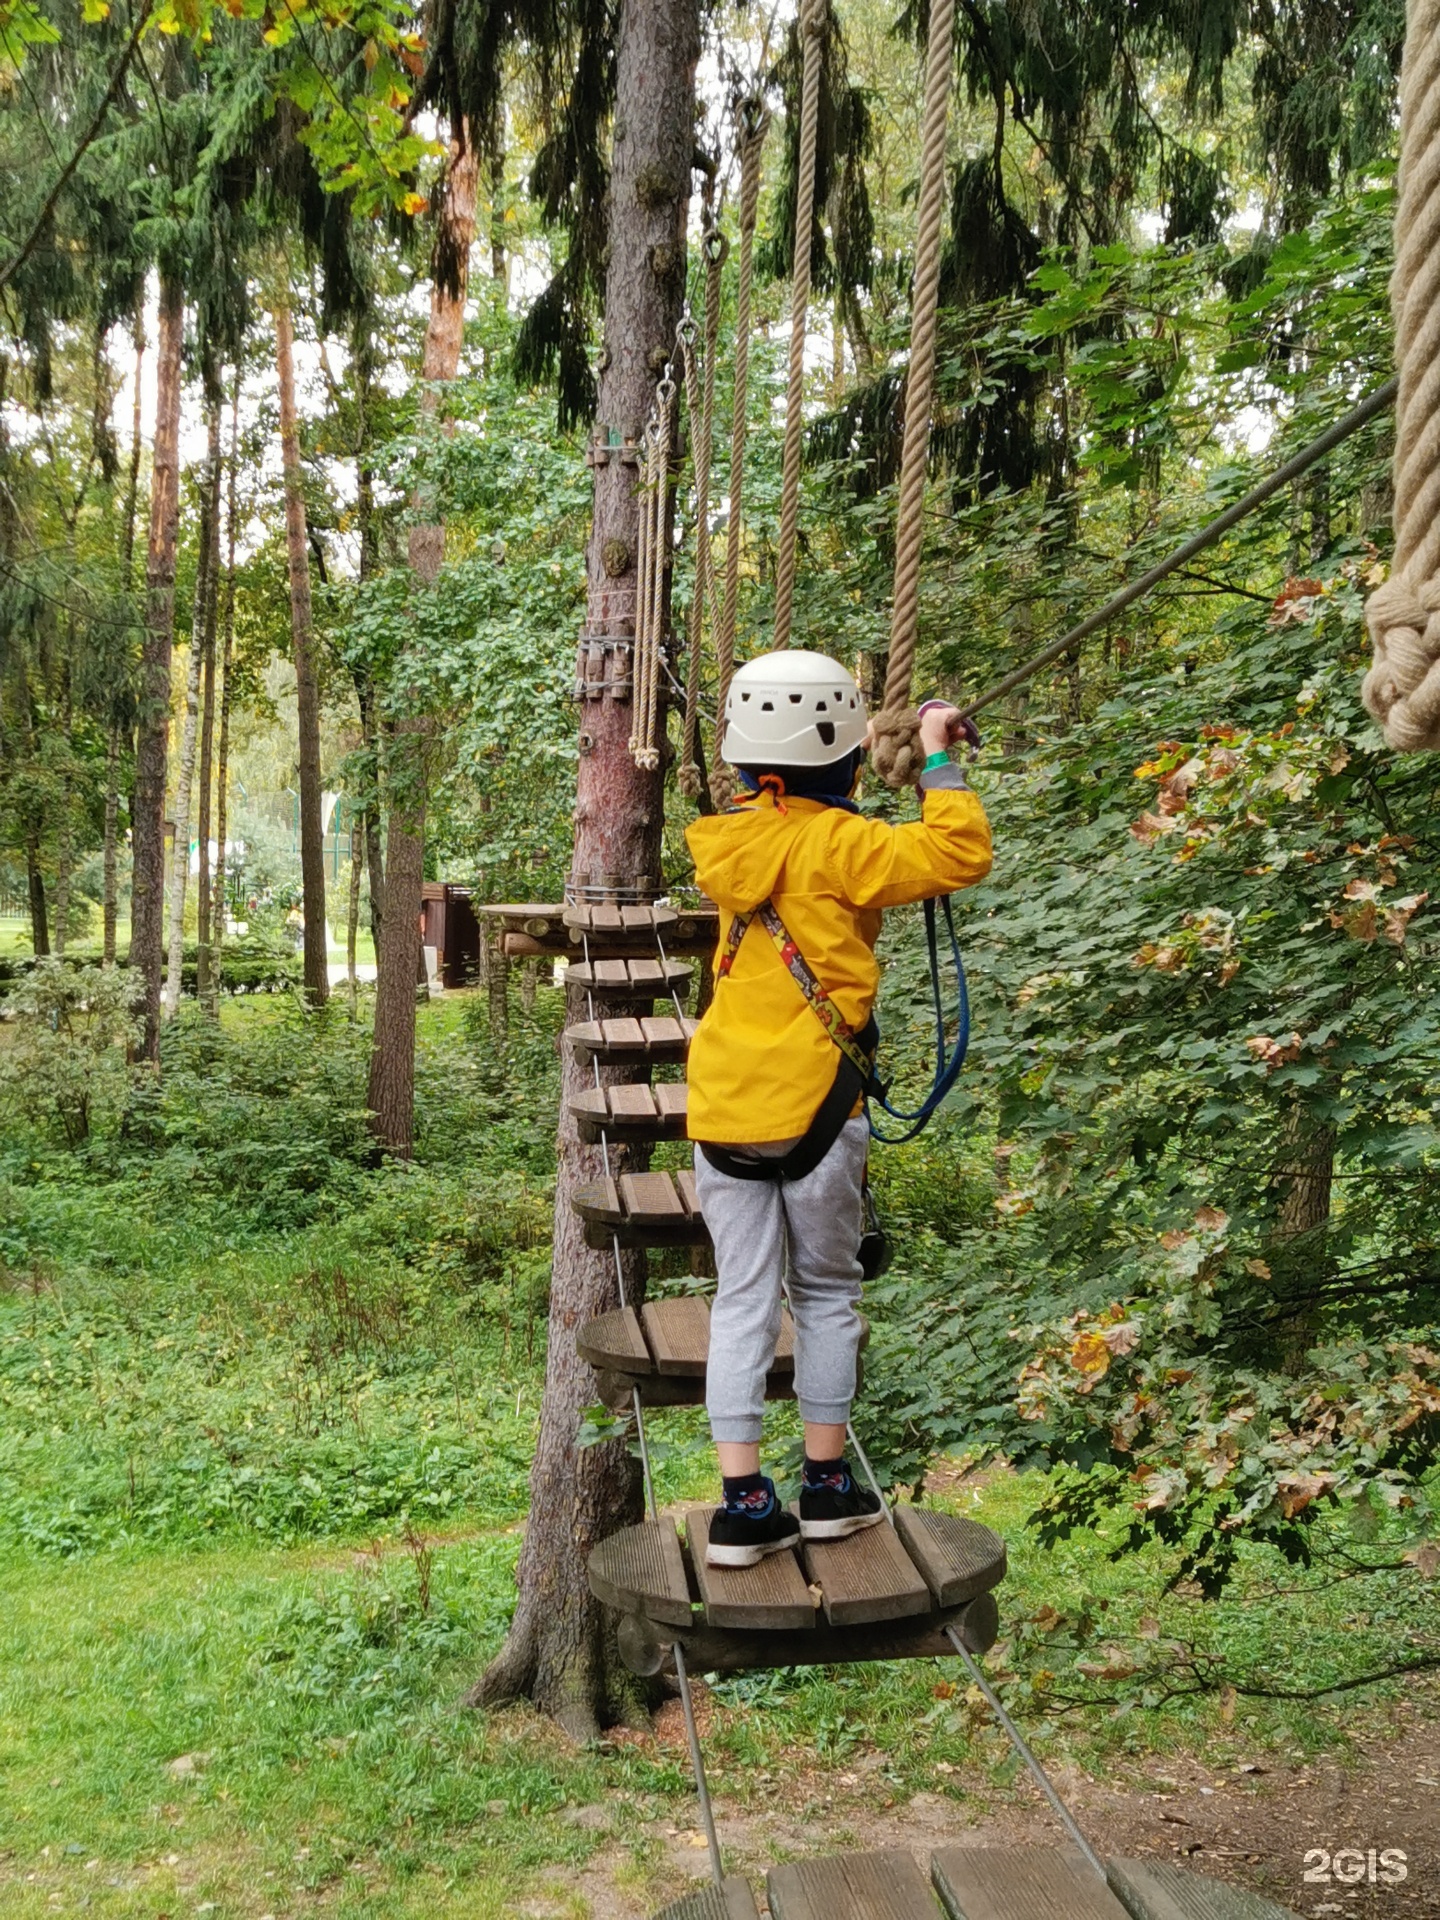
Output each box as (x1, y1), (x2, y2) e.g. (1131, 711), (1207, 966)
(870, 0), (955, 788)
(713, 100), (768, 808)
(678, 229), (726, 800)
(1364, 0), (1440, 751)
(630, 378), (674, 773)
(771, 0), (826, 649)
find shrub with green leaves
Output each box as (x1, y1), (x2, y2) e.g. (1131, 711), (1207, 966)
(0, 960), (139, 1148)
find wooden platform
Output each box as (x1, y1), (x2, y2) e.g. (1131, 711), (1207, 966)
(567, 956), (694, 1000)
(577, 1298), (801, 1408)
(574, 1171), (710, 1249)
(649, 1851), (1304, 1920)
(570, 1079), (690, 1143)
(479, 900), (717, 959)
(567, 1014), (697, 1064)
(590, 1508), (1005, 1670)
(770, 1850), (941, 1918)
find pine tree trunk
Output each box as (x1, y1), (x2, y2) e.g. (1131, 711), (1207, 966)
(487, 928), (509, 1039)
(273, 302), (329, 1007)
(347, 807), (362, 1013)
(164, 397), (220, 1018)
(521, 957), (538, 1011)
(132, 273), (185, 1057)
(207, 384), (239, 1016)
(122, 298), (145, 592)
(471, 0), (699, 1738)
(367, 126), (478, 1156)
(195, 449), (220, 1001)
(102, 723), (120, 963)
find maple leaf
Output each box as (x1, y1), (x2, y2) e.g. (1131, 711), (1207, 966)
(1130, 810), (1176, 844)
(1069, 1331), (1112, 1382)
(1195, 1206), (1229, 1234)
(1402, 1542), (1440, 1579)
(1383, 891), (1429, 946)
(1159, 1229), (1191, 1250)
(1274, 1470), (1338, 1518)
(1101, 1319), (1143, 1356)
(1245, 1258), (1272, 1279)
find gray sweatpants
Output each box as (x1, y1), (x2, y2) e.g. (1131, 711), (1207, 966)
(695, 1117), (869, 1443)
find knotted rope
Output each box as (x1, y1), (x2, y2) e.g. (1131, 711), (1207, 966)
(771, 0), (826, 650)
(678, 229), (726, 800)
(712, 101), (768, 809)
(1364, 0), (1440, 751)
(870, 0), (955, 788)
(630, 380), (674, 772)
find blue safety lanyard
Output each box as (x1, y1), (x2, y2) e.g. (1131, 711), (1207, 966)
(867, 893), (971, 1145)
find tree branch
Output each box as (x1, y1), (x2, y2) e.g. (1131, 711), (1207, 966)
(0, 0), (156, 296)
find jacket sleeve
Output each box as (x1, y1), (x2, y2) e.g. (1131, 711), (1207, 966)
(826, 785), (993, 909)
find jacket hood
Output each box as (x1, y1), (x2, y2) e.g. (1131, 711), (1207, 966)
(686, 794), (827, 913)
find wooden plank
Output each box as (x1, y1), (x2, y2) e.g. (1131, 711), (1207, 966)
(591, 902), (625, 934)
(571, 1088), (609, 1131)
(568, 958), (693, 999)
(642, 1296), (711, 1375)
(629, 957), (666, 988)
(576, 1307), (651, 1375)
(587, 1519), (694, 1629)
(685, 1508), (815, 1630)
(893, 1508), (1007, 1608)
(572, 1177), (624, 1226)
(654, 1082), (690, 1122)
(604, 1017), (651, 1050)
(620, 1172), (687, 1225)
(641, 1013), (698, 1051)
(775, 1308), (795, 1363)
(1106, 1859), (1304, 1920)
(768, 1850), (941, 1920)
(652, 1879), (761, 1920)
(932, 1849), (1128, 1920)
(610, 1082), (660, 1121)
(592, 958), (630, 988)
(675, 1168), (703, 1216)
(800, 1517), (931, 1628)
(618, 1587), (999, 1676)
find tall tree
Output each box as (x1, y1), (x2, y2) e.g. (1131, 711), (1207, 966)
(131, 271), (184, 1058)
(366, 126), (478, 1153)
(274, 298), (329, 1005)
(473, 0), (700, 1735)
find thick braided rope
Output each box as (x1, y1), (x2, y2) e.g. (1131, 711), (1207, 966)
(678, 245), (724, 800)
(871, 0), (956, 788)
(713, 106), (767, 809)
(771, 0), (826, 651)
(637, 397), (671, 770)
(629, 420), (654, 766)
(1364, 0), (1440, 750)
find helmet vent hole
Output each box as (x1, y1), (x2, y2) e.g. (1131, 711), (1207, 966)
(761, 700), (774, 712)
(740, 691), (751, 702)
(816, 721), (836, 747)
(789, 693), (803, 703)
(815, 700), (828, 711)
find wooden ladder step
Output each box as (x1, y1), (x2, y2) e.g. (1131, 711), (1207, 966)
(652, 1879), (761, 1920)
(769, 1850), (942, 1918)
(565, 902), (680, 937)
(1106, 1859), (1304, 1920)
(567, 1014), (697, 1063)
(932, 1848), (1128, 1920)
(685, 1507), (816, 1630)
(799, 1516), (931, 1628)
(577, 1300), (799, 1408)
(894, 1506), (1009, 1607)
(574, 1172), (710, 1249)
(587, 1517), (694, 1628)
(567, 957), (693, 1000)
(569, 1081), (690, 1143)
(481, 902), (718, 958)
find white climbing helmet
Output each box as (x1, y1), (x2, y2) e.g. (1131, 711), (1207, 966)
(720, 650), (868, 767)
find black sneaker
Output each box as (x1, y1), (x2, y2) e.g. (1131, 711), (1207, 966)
(705, 1480), (802, 1568)
(798, 1465), (886, 1540)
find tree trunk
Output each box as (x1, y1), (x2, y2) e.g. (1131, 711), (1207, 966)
(195, 434), (221, 1002)
(207, 383), (239, 1016)
(1270, 1103), (1336, 1372)
(132, 273), (185, 1058)
(471, 0), (699, 1738)
(273, 302), (329, 1007)
(121, 297), (145, 591)
(366, 126), (478, 1155)
(102, 722), (120, 963)
(487, 927), (509, 1038)
(26, 838), (49, 956)
(521, 957), (538, 1011)
(164, 397), (220, 1018)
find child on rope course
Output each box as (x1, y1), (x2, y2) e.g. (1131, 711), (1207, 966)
(686, 651), (992, 1567)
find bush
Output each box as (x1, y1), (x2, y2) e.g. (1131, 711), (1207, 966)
(0, 961), (139, 1147)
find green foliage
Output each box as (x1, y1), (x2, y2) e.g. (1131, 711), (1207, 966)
(0, 959), (138, 1147)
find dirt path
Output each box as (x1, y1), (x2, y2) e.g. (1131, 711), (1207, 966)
(522, 1678), (1440, 1920)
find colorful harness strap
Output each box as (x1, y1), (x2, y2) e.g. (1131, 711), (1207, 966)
(718, 900), (877, 1084)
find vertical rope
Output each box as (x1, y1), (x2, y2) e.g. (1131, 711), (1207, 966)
(629, 423), (653, 768)
(870, 0), (956, 788)
(1363, 0), (1440, 750)
(678, 233), (725, 801)
(713, 101), (768, 807)
(771, 0), (827, 650)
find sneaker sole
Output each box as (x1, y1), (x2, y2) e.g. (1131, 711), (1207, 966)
(705, 1533), (800, 1569)
(798, 1507), (888, 1541)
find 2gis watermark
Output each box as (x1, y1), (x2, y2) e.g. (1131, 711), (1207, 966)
(1302, 1847), (1409, 1888)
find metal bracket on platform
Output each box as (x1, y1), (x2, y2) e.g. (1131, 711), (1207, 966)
(573, 632), (633, 702)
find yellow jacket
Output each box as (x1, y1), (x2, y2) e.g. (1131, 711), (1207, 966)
(685, 784), (993, 1144)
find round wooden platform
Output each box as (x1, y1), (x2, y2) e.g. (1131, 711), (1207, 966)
(591, 1507), (1006, 1673)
